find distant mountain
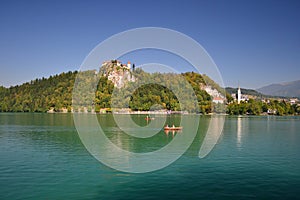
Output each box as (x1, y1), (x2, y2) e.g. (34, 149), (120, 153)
(257, 80), (300, 98)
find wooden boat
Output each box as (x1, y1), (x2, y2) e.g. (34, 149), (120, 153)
(164, 126), (183, 131)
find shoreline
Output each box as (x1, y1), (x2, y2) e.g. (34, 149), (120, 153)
(1, 111), (299, 117)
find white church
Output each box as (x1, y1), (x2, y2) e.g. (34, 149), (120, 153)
(232, 86), (248, 104)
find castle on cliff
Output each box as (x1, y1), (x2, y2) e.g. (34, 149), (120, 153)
(100, 60), (135, 88)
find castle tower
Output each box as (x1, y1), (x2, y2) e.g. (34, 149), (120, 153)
(127, 61), (131, 69)
(117, 60), (121, 66)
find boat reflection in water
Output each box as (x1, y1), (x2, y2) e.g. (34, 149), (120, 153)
(164, 129), (182, 137)
(164, 125), (183, 136)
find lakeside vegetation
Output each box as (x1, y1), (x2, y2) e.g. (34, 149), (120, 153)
(227, 99), (299, 116)
(0, 69), (299, 115)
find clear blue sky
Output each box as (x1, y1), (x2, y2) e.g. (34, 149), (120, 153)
(0, 0), (299, 89)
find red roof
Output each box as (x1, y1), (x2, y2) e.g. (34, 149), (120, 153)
(213, 97), (224, 100)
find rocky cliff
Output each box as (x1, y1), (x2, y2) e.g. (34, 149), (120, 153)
(99, 60), (135, 88)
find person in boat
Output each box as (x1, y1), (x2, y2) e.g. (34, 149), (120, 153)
(172, 124), (175, 128)
(165, 124), (169, 128)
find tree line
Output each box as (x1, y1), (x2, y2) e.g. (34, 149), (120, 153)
(227, 99), (299, 116)
(0, 71), (76, 112)
(0, 69), (213, 113)
(1, 69), (299, 115)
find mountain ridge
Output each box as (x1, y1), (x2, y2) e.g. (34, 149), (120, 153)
(257, 80), (300, 98)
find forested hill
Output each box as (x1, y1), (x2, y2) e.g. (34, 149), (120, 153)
(0, 71), (77, 112)
(0, 69), (217, 113)
(225, 87), (286, 99)
(225, 87), (264, 97)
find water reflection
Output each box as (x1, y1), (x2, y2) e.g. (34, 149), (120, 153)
(164, 130), (182, 137)
(74, 114), (199, 173)
(198, 115), (225, 159)
(237, 116), (242, 148)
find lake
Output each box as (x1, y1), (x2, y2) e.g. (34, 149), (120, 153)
(0, 113), (299, 199)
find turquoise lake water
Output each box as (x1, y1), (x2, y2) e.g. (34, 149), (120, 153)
(0, 113), (299, 199)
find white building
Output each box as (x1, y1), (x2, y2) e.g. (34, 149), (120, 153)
(204, 86), (224, 98)
(290, 98), (298, 105)
(237, 86), (241, 104)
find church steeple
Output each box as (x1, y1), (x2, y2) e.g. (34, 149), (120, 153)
(237, 83), (241, 104)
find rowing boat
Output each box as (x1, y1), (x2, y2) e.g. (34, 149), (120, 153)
(164, 126), (183, 131)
